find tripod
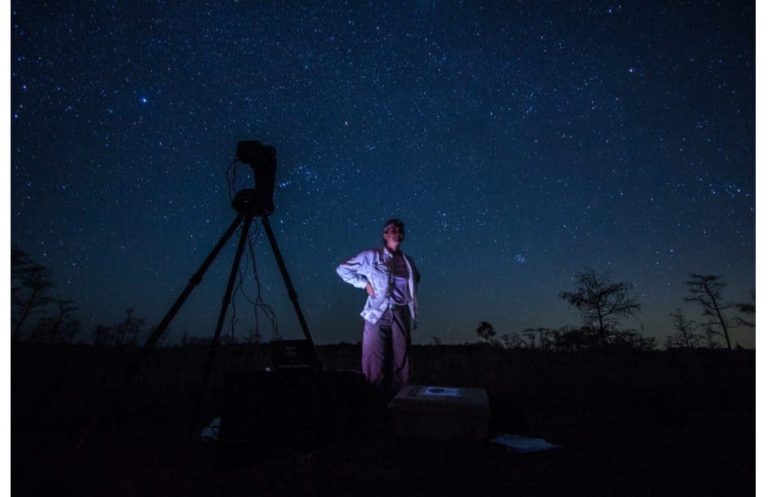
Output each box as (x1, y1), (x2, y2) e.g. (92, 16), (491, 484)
(74, 143), (321, 450)
(163, 188), (322, 432)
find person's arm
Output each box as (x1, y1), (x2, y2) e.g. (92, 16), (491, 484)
(408, 255), (421, 285)
(336, 251), (371, 290)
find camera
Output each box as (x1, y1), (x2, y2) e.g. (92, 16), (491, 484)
(234, 140), (277, 216)
(236, 140), (276, 167)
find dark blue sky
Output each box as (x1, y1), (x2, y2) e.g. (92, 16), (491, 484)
(11, 1), (755, 346)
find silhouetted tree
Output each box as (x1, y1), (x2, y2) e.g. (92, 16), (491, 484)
(522, 328), (537, 349)
(540, 328), (555, 350)
(522, 327), (556, 350)
(703, 327), (723, 349)
(552, 326), (595, 351)
(609, 329), (656, 350)
(12, 246), (55, 341)
(500, 332), (526, 349)
(476, 321), (496, 343)
(734, 290), (755, 329)
(665, 308), (702, 350)
(685, 274), (733, 350)
(559, 268), (641, 347)
(115, 307), (145, 345)
(92, 307), (146, 345)
(30, 299), (80, 344)
(431, 336), (442, 346)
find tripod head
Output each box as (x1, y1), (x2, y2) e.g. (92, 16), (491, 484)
(233, 140), (277, 217)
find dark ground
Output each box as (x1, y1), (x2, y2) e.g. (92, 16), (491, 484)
(12, 343), (755, 496)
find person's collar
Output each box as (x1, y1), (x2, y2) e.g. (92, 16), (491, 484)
(384, 245), (402, 257)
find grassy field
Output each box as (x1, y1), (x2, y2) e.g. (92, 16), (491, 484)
(12, 343), (755, 496)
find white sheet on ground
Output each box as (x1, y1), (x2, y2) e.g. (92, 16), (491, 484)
(490, 434), (560, 453)
(200, 416), (221, 441)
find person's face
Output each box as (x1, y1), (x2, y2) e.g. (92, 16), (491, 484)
(383, 226), (404, 249)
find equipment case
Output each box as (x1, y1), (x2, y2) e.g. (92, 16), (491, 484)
(389, 385), (490, 440)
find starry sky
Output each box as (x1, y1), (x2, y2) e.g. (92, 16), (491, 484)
(11, 1), (755, 347)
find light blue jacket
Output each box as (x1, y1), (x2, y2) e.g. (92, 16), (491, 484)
(336, 247), (420, 326)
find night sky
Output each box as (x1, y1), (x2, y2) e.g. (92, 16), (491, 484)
(11, 1), (755, 347)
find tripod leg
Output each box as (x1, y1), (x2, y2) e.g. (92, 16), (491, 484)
(260, 216), (322, 370)
(190, 216), (254, 435)
(72, 215), (243, 452)
(142, 215), (244, 352)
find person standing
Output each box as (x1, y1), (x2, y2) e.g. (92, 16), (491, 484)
(336, 218), (420, 392)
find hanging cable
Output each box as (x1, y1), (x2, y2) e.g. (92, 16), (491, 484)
(246, 227), (280, 340)
(224, 151), (280, 345)
(225, 158), (238, 202)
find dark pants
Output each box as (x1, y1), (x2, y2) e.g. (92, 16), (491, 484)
(362, 307), (411, 391)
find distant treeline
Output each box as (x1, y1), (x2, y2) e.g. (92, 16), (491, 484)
(471, 268), (754, 351)
(11, 246), (754, 350)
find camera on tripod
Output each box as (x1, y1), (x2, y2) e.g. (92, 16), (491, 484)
(76, 139), (320, 451)
(234, 140), (277, 216)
